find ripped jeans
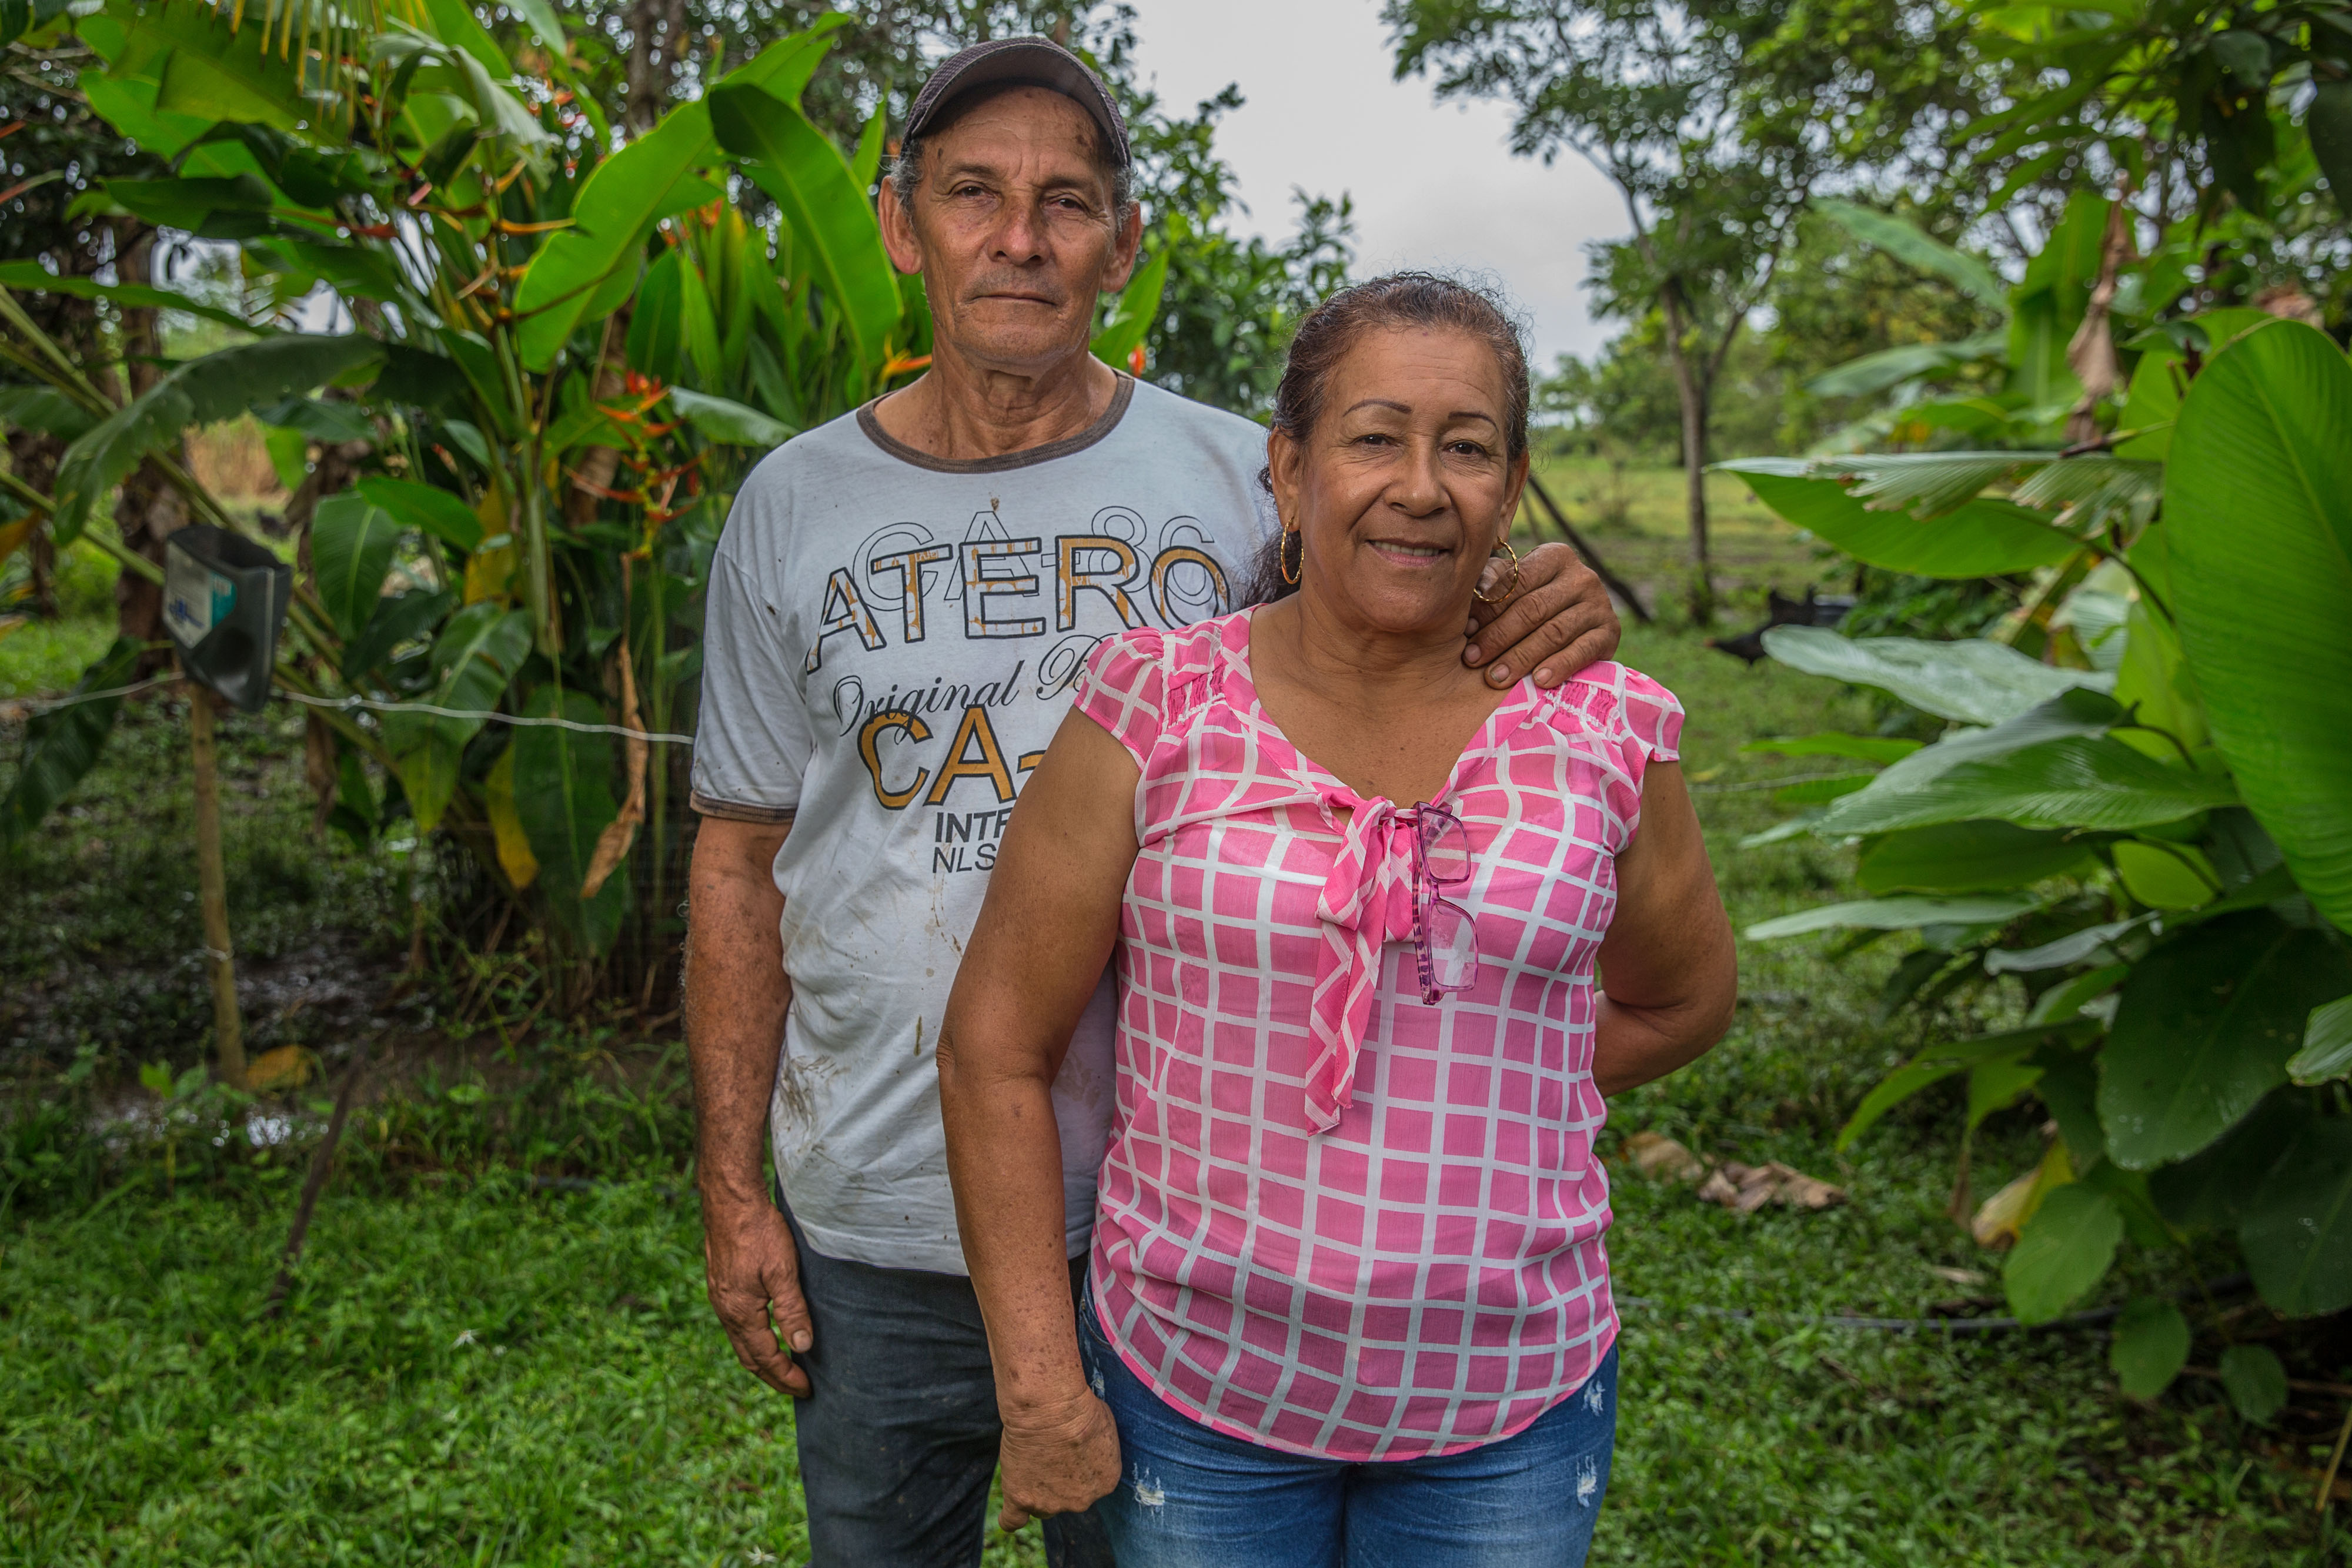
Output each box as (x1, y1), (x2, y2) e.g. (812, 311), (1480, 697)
(1078, 1292), (1618, 1568)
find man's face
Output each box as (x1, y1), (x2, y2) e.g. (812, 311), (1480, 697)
(882, 86), (1140, 374)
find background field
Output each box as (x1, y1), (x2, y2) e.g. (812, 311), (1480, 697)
(2, 473), (2345, 1566)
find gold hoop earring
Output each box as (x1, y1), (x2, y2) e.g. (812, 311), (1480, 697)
(1279, 526), (1302, 586)
(1471, 539), (1521, 605)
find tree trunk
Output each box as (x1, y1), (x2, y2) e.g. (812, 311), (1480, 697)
(109, 226), (191, 664)
(1658, 278), (1715, 624)
(623, 0), (691, 132)
(6, 427), (65, 617)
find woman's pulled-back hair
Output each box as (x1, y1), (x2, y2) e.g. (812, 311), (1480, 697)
(1250, 272), (1532, 603)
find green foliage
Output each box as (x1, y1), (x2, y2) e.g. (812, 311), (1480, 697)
(2003, 1183), (2123, 1325)
(2218, 1344), (2288, 1426)
(4, 1), (1164, 995)
(709, 73), (903, 379)
(49, 334), (383, 541)
(1734, 280), (2352, 1385)
(2110, 1296), (2192, 1399)
(308, 491), (400, 640)
(2166, 320), (2352, 932)
(0, 637), (139, 848)
(1756, 626), (2106, 726)
(510, 689), (627, 956)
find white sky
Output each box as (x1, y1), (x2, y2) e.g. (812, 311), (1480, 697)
(1122, 0), (1632, 369)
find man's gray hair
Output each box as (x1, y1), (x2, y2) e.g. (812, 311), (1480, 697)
(887, 84), (1137, 219)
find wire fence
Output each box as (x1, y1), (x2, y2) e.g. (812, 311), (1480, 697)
(2, 675), (694, 745)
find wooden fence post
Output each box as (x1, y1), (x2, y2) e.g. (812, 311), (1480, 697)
(188, 684), (246, 1088)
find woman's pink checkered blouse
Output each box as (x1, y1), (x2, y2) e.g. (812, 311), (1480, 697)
(1073, 608), (1685, 1462)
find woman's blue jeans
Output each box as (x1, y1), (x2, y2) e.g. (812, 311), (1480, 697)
(1077, 1292), (1617, 1567)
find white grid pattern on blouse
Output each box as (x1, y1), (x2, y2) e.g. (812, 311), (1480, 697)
(1075, 610), (1683, 1462)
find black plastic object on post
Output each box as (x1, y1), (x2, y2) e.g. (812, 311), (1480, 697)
(163, 525), (292, 713)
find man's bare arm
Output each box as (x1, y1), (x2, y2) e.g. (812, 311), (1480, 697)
(1466, 540), (1623, 688)
(685, 814), (814, 1396)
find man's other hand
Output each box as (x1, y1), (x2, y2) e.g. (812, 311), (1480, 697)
(1464, 540), (1623, 688)
(703, 1199), (814, 1397)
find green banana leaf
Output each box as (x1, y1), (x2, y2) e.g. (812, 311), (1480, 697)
(512, 21), (847, 370)
(51, 333), (385, 541)
(383, 604), (530, 833)
(1093, 248), (1171, 368)
(709, 79), (903, 382)
(511, 686), (627, 955)
(0, 260), (258, 335)
(310, 490), (402, 638)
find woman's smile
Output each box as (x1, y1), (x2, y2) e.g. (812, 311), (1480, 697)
(1365, 537), (1454, 566)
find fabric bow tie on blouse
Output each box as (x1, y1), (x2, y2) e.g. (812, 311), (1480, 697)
(1305, 791), (1426, 1133)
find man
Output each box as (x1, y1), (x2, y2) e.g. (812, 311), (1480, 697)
(685, 36), (1623, 1567)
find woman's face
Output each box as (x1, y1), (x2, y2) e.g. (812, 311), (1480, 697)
(1269, 326), (1528, 637)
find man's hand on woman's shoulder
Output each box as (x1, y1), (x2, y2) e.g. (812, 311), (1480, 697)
(1464, 541), (1622, 689)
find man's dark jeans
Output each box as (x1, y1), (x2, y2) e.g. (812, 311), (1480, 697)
(781, 1198), (1115, 1567)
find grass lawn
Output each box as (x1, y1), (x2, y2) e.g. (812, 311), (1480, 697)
(3, 480), (2346, 1566)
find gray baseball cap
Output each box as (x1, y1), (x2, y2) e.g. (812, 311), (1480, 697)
(903, 36), (1131, 169)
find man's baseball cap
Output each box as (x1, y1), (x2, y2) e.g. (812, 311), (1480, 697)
(902, 36), (1131, 169)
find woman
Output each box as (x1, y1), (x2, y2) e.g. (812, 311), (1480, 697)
(937, 273), (1737, 1566)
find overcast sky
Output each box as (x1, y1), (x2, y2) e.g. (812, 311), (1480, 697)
(1122, 0), (1632, 369)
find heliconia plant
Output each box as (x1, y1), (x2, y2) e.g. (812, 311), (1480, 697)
(0, 0), (1170, 1002)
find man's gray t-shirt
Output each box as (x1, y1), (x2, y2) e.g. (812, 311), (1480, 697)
(691, 376), (1275, 1275)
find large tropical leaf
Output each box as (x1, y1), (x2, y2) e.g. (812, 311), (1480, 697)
(2009, 455), (2161, 524)
(2005, 191), (2106, 409)
(0, 638), (141, 848)
(1814, 199), (2007, 305)
(511, 686), (627, 955)
(2239, 1114), (2352, 1316)
(1744, 891), (2044, 941)
(1760, 626), (2110, 726)
(1092, 247), (1170, 367)
(1722, 461), (2078, 578)
(118, 0), (310, 133)
(2099, 912), (2352, 1170)
(310, 490), (402, 638)
(512, 105), (721, 369)
(1857, 820), (2097, 893)
(0, 259), (256, 334)
(513, 21), (847, 370)
(356, 476), (482, 552)
(710, 79), (902, 380)
(1820, 734), (2239, 836)
(2166, 320), (2352, 935)
(1805, 330), (2007, 398)
(383, 604), (529, 833)
(1806, 452), (2035, 519)
(51, 333), (384, 541)
(667, 386), (796, 449)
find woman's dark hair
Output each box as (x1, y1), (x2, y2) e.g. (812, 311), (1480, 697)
(1249, 272), (1532, 603)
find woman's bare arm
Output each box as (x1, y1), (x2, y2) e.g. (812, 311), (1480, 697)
(937, 706), (1140, 1524)
(1593, 761), (1739, 1096)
